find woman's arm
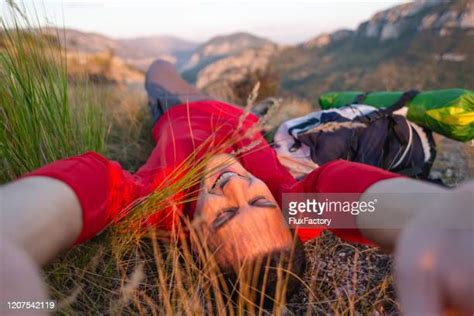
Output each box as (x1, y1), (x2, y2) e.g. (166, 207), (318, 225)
(1, 177), (82, 265)
(357, 177), (449, 251)
(0, 149), (170, 312)
(0, 151), (155, 265)
(0, 176), (82, 315)
(293, 160), (473, 315)
(358, 178), (473, 251)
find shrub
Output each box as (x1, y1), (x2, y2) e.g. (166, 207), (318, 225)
(231, 66), (280, 105)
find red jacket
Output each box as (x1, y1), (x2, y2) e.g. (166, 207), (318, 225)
(27, 100), (399, 244)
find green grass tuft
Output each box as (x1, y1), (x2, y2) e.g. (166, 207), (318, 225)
(0, 3), (106, 182)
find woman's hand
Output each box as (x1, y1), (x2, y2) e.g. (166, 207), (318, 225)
(395, 181), (474, 316)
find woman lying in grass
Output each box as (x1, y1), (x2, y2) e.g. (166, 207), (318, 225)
(1, 60), (473, 315)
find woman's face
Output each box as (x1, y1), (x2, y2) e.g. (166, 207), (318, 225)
(194, 154), (294, 270)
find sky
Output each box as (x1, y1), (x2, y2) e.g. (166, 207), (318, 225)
(3, 0), (409, 44)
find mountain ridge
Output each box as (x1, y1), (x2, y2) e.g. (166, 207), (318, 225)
(181, 32), (274, 82)
(42, 27), (198, 72)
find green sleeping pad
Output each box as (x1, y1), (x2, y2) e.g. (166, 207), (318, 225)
(319, 89), (474, 142)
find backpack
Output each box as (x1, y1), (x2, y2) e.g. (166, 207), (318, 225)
(274, 91), (436, 180)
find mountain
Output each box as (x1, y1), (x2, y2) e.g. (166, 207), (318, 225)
(195, 43), (280, 102)
(119, 36), (197, 72)
(42, 28), (119, 54)
(181, 32), (274, 83)
(29, 28), (142, 84)
(39, 28), (277, 87)
(43, 28), (198, 72)
(272, 0), (474, 103)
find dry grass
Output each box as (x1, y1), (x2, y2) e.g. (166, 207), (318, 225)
(290, 231), (398, 315)
(66, 50), (144, 85)
(99, 85), (155, 172)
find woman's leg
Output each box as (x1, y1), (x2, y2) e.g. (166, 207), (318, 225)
(145, 59), (208, 124)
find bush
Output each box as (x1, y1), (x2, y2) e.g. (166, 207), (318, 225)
(231, 66), (280, 105)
